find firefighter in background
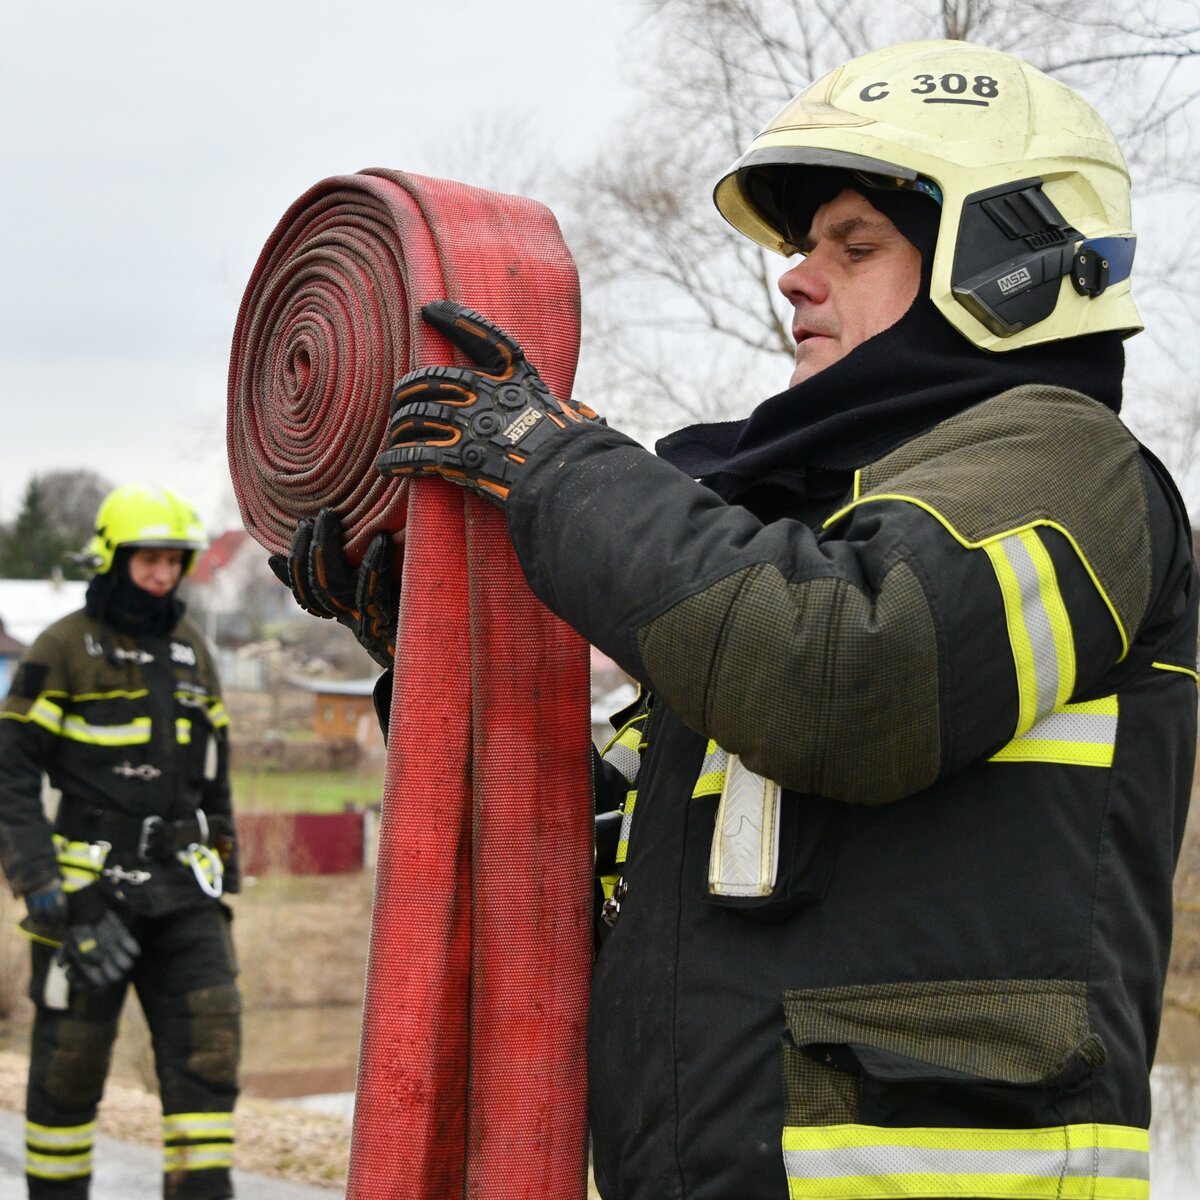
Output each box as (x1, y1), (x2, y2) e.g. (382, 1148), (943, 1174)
(0, 483), (240, 1200)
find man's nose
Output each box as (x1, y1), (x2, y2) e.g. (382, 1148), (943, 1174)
(778, 256), (827, 305)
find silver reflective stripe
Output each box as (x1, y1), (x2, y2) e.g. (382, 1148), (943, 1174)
(997, 533), (1060, 719)
(1019, 708), (1117, 744)
(164, 1113), (235, 1136)
(163, 1145), (234, 1170)
(26, 1152), (93, 1179)
(708, 754), (780, 897)
(26, 1122), (94, 1149)
(605, 739), (641, 785)
(783, 1142), (1149, 1182)
(692, 740), (729, 798)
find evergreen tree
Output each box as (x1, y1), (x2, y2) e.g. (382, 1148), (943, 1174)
(0, 478), (73, 579)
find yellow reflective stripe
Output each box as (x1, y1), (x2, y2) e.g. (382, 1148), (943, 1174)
(1153, 660), (1200, 681)
(29, 697), (65, 734)
(163, 1111), (234, 1171)
(162, 1144), (235, 1171)
(26, 1152), (93, 1180)
(26, 1120), (95, 1148)
(783, 1122), (1149, 1200)
(52, 835), (109, 891)
(70, 688), (149, 701)
(616, 790), (637, 866)
(984, 531), (1075, 737)
(822, 495), (1129, 659)
(991, 696), (1118, 767)
(60, 714), (151, 746)
(176, 718), (193, 744)
(163, 1112), (235, 1137)
(692, 739), (729, 799)
(207, 699), (230, 730)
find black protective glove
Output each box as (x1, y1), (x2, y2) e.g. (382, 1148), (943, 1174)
(268, 509), (399, 667)
(25, 879), (67, 925)
(376, 301), (602, 506)
(57, 887), (139, 993)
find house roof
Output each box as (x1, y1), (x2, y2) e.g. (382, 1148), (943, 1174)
(0, 617), (27, 658)
(290, 676), (380, 697)
(190, 530), (253, 585)
(0, 579), (88, 647)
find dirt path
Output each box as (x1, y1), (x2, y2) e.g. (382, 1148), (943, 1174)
(0, 1049), (350, 1190)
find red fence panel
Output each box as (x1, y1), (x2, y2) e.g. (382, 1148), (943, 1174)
(237, 811), (365, 876)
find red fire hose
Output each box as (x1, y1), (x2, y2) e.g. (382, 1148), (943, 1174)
(227, 170), (593, 1199)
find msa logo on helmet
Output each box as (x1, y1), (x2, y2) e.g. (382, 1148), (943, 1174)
(997, 267), (1033, 295)
(504, 407), (544, 444)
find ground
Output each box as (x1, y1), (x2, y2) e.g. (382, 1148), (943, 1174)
(0, 1049), (350, 1190)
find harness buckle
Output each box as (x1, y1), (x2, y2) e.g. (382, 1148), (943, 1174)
(601, 877), (628, 927)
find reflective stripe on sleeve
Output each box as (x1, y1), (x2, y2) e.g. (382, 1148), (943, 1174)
(984, 529), (1076, 737)
(990, 696), (1118, 767)
(29, 696), (65, 734)
(176, 718), (193, 744)
(782, 1122), (1149, 1199)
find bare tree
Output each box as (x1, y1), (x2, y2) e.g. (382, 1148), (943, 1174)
(566, 0), (1200, 481)
(36, 469), (113, 551)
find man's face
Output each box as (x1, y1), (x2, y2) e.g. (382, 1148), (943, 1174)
(128, 547), (185, 597)
(778, 188), (923, 388)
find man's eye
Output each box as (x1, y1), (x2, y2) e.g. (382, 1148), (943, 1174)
(846, 245), (874, 261)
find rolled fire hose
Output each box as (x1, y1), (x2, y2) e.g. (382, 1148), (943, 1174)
(227, 170), (593, 1199)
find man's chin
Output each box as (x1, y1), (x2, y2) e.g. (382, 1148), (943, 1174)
(789, 342), (841, 387)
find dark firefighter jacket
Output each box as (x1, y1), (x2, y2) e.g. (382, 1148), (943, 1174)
(506, 384), (1199, 1200)
(0, 608), (237, 916)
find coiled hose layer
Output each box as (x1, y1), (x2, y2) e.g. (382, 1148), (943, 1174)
(228, 170), (593, 1199)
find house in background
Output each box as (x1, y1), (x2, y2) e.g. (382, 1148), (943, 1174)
(294, 677), (383, 752)
(183, 530), (292, 646)
(0, 577), (88, 647)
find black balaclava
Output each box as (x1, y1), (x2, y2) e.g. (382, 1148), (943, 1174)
(657, 168), (1124, 515)
(85, 547), (185, 638)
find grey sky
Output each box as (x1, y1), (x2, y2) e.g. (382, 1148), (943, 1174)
(0, 0), (643, 527)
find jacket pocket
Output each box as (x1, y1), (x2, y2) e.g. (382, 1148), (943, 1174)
(781, 978), (1106, 1128)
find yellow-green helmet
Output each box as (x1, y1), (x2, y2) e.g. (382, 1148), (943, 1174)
(713, 39), (1140, 352)
(86, 484), (208, 576)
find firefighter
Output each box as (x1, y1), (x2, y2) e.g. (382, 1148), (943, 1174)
(0, 483), (241, 1200)
(280, 40), (1197, 1200)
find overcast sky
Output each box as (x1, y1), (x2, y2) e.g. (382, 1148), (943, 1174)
(0, 0), (645, 528)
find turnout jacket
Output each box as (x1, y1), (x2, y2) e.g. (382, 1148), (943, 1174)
(0, 607), (237, 916)
(506, 385), (1198, 1200)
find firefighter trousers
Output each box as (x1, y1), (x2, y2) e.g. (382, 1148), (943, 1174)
(24, 901), (241, 1200)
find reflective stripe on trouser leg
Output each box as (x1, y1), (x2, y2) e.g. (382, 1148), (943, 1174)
(782, 1122), (1150, 1199)
(163, 1111), (235, 1173)
(26, 1119), (94, 1182)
